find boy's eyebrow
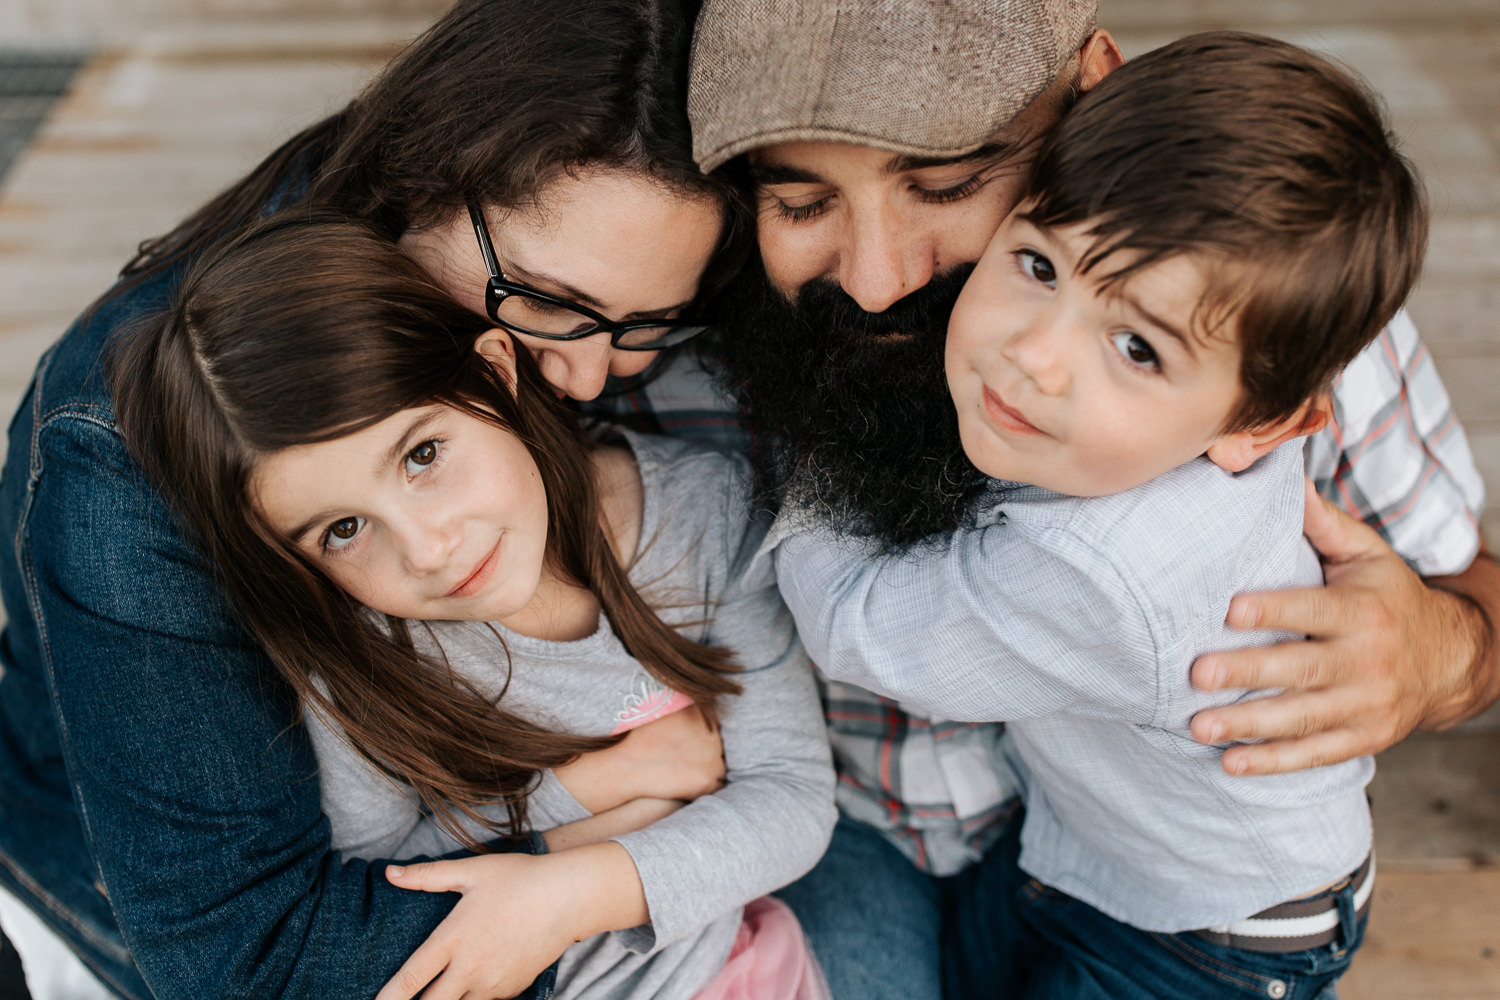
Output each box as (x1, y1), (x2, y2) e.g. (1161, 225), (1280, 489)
(1117, 289), (1198, 357)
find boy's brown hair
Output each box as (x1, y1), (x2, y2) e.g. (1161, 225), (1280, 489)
(1022, 30), (1427, 432)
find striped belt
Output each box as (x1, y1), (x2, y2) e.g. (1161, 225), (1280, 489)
(1192, 854), (1374, 954)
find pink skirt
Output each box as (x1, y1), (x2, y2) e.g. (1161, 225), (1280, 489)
(692, 897), (832, 1000)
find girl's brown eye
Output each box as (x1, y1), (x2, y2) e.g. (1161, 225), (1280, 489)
(323, 515), (366, 551)
(409, 441), (437, 467)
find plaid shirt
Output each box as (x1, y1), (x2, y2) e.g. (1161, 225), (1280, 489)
(587, 309), (1486, 876)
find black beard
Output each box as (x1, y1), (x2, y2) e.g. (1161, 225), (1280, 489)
(708, 262), (989, 550)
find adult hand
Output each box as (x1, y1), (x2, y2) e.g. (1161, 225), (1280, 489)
(1189, 479), (1498, 776)
(375, 842), (648, 1000)
(553, 705), (724, 812)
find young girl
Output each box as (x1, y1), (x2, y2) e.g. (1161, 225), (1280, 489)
(110, 213), (836, 1000)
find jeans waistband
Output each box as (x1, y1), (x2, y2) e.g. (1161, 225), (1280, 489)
(1191, 853), (1374, 954)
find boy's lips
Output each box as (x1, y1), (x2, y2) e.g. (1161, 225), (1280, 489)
(446, 539), (501, 598)
(981, 386), (1043, 435)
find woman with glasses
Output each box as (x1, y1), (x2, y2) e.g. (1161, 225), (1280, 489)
(0, 2), (781, 999)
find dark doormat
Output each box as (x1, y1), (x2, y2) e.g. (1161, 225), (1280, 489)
(0, 48), (90, 185)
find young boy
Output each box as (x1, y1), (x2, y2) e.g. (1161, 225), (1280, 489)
(770, 31), (1426, 999)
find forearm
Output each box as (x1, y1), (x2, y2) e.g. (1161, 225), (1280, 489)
(1421, 544), (1500, 728)
(610, 629), (836, 947)
(542, 798), (684, 853)
(543, 841), (650, 936)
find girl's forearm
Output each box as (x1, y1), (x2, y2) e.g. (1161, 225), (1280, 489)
(543, 797), (684, 853)
(546, 840), (650, 936)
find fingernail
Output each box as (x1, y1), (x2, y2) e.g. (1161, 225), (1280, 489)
(1196, 660), (1220, 689)
(1208, 721), (1226, 742)
(1231, 601), (1260, 628)
(386, 865), (404, 878)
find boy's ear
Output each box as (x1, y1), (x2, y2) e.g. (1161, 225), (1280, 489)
(473, 328), (518, 392)
(1206, 394), (1332, 474)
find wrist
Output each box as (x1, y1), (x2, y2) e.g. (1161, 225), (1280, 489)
(1421, 584), (1500, 730)
(549, 841), (649, 938)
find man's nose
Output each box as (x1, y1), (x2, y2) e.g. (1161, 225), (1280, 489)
(837, 205), (936, 314)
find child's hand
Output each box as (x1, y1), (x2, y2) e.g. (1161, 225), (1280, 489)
(554, 705), (724, 811)
(376, 843), (649, 1000)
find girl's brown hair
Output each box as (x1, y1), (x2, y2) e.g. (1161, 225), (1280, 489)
(111, 215), (741, 846)
(120, 0), (748, 304)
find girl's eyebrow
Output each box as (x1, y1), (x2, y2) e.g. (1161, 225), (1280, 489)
(378, 409), (446, 475)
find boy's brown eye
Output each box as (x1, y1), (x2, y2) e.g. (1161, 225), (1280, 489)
(331, 518), (359, 539)
(1017, 248), (1057, 286)
(408, 441), (437, 466)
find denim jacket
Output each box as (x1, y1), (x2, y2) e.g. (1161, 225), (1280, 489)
(0, 259), (548, 999)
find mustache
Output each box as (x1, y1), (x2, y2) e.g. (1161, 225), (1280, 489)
(779, 265), (975, 344)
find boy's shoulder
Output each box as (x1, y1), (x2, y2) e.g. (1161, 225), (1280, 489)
(986, 443), (1311, 624)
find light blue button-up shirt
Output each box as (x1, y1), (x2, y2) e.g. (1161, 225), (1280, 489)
(774, 442), (1373, 932)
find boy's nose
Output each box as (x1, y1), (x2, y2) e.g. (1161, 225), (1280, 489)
(1006, 313), (1073, 396)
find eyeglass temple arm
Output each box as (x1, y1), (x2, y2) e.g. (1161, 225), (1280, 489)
(465, 200), (503, 279)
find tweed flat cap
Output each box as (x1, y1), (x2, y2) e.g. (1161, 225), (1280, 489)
(689, 0), (1098, 172)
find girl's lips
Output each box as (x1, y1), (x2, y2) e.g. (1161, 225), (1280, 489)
(982, 386), (1043, 435)
(446, 539), (501, 598)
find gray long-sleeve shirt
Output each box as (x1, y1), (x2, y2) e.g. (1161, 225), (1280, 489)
(307, 429), (835, 1000)
(774, 442), (1372, 933)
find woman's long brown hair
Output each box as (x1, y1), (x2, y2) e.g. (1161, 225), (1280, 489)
(111, 215), (741, 847)
(114, 0), (748, 304)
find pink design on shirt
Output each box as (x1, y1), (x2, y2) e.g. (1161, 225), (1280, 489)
(610, 673), (695, 734)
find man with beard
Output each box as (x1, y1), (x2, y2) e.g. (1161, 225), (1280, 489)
(594, 1), (1498, 997)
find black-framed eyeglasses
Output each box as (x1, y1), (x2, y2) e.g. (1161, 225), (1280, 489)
(465, 199), (711, 351)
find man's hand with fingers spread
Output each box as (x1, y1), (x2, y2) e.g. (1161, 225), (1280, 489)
(1190, 479), (1499, 776)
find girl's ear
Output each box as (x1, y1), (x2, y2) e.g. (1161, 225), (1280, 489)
(473, 328), (518, 393)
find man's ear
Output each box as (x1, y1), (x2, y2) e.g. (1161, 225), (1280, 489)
(1206, 394), (1332, 473)
(1077, 30), (1125, 94)
(473, 328), (518, 394)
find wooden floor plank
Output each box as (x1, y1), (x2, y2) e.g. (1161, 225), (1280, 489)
(1342, 869), (1500, 1000)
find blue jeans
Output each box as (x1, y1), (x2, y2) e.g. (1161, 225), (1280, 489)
(947, 816), (1364, 1000)
(785, 814), (1361, 1000)
(778, 814), (1043, 1000)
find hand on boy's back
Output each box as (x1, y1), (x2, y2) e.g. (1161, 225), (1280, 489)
(1190, 480), (1498, 775)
